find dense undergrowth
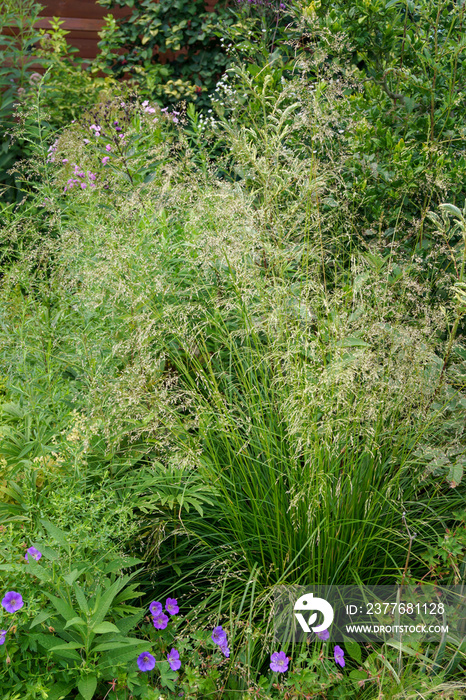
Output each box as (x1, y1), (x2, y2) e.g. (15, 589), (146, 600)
(0, 0), (465, 698)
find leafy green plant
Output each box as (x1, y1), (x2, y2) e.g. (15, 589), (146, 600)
(0, 0), (46, 204)
(92, 0), (233, 108)
(30, 17), (118, 130)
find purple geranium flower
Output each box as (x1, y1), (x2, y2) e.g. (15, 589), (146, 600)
(105, 144), (112, 152)
(102, 156), (110, 165)
(211, 626), (227, 645)
(0, 630), (6, 645)
(270, 651), (289, 673)
(165, 598), (179, 616)
(167, 648), (181, 671)
(25, 547), (42, 562)
(1, 592), (24, 613)
(316, 629), (330, 641)
(334, 645), (345, 667)
(152, 612), (169, 630)
(220, 642), (230, 658)
(137, 651), (155, 672)
(149, 601), (163, 616)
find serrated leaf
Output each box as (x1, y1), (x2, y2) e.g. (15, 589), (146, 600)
(91, 578), (125, 627)
(115, 611), (145, 635)
(44, 592), (76, 621)
(345, 640), (361, 663)
(25, 555), (52, 582)
(40, 519), (70, 552)
(78, 675), (97, 700)
(73, 583), (89, 615)
(63, 569), (80, 585)
(30, 609), (53, 629)
(34, 544), (60, 562)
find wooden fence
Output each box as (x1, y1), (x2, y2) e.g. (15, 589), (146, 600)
(35, 0), (220, 61)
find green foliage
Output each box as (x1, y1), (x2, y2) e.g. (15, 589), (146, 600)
(0, 0), (47, 204)
(31, 18), (118, 130)
(92, 0), (231, 107)
(0, 519), (147, 698)
(92, 0), (294, 109)
(0, 0), (466, 696)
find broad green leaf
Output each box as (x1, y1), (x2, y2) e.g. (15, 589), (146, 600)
(25, 555), (52, 583)
(92, 636), (146, 652)
(40, 519), (70, 553)
(50, 641), (84, 651)
(63, 569), (80, 585)
(78, 675), (98, 700)
(91, 578), (126, 626)
(349, 670), (369, 681)
(30, 609), (53, 629)
(64, 616), (87, 630)
(335, 337), (371, 348)
(100, 642), (148, 665)
(440, 203), (463, 219)
(93, 621), (120, 634)
(115, 611), (145, 635)
(73, 583), (90, 615)
(44, 592), (76, 621)
(43, 682), (75, 700)
(448, 463), (463, 487)
(345, 640), (362, 663)
(33, 544), (60, 562)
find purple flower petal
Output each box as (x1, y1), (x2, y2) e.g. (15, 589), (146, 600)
(25, 547), (42, 562)
(152, 612), (168, 630)
(149, 601), (163, 616)
(0, 630), (6, 645)
(137, 651), (155, 672)
(270, 651), (289, 673)
(220, 642), (230, 658)
(334, 645), (345, 667)
(165, 597), (179, 616)
(167, 647), (181, 671)
(1, 591), (24, 613)
(211, 626), (227, 645)
(316, 629), (330, 641)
